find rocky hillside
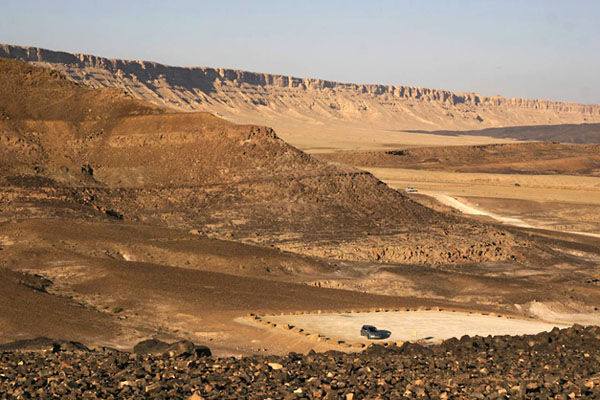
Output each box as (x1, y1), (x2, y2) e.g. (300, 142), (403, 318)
(2, 44), (600, 150)
(0, 57), (537, 265)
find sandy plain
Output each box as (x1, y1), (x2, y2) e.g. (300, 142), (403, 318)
(360, 167), (600, 236)
(1, 55), (600, 358)
(267, 311), (568, 344)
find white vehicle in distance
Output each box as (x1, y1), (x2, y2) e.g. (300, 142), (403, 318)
(405, 187), (418, 193)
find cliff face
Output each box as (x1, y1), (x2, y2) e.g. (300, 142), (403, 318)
(2, 44), (599, 150)
(0, 57), (533, 266)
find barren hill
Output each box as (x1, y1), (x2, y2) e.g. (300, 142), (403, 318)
(2, 44), (600, 151)
(321, 142), (600, 176)
(3, 55), (600, 357)
(0, 57), (535, 265)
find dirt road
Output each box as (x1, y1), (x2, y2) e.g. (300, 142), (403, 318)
(423, 192), (533, 228)
(421, 191), (600, 238)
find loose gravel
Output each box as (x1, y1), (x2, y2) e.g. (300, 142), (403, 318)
(1, 325), (599, 399)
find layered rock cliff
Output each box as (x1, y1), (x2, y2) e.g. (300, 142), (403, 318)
(0, 57), (534, 265)
(2, 44), (599, 150)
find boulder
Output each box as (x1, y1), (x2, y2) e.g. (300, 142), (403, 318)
(133, 339), (170, 355)
(133, 339), (211, 357)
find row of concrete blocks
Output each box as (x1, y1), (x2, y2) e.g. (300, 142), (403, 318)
(248, 313), (383, 348)
(251, 306), (511, 318)
(247, 308), (512, 349)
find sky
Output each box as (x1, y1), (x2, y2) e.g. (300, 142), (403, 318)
(1, 0), (599, 104)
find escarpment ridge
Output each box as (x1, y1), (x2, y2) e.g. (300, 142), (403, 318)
(1, 44), (598, 111)
(2, 44), (599, 150)
(0, 57), (538, 265)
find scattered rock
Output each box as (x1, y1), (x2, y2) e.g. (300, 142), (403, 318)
(105, 209), (124, 220)
(268, 362), (283, 370)
(0, 337), (89, 353)
(1, 327), (599, 398)
(133, 339), (211, 358)
(132, 339), (170, 355)
(163, 340), (196, 357)
(17, 273), (52, 292)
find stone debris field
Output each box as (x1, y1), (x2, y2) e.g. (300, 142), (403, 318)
(1, 325), (600, 399)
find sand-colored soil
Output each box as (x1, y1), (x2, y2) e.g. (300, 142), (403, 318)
(1, 55), (600, 357)
(3, 44), (600, 153)
(267, 311), (567, 344)
(322, 143), (600, 236)
(357, 167), (600, 237)
(458, 196), (600, 237)
(321, 142), (600, 175)
(0, 219), (433, 354)
(413, 124), (600, 145)
(362, 167), (600, 203)
(0, 57), (542, 267)
(426, 193), (600, 238)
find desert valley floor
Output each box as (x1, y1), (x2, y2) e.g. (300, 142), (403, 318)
(1, 46), (600, 398)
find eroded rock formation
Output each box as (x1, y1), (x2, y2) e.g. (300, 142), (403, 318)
(2, 44), (599, 150)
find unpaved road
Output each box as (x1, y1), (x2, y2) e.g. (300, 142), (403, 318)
(267, 311), (567, 343)
(424, 192), (533, 228)
(421, 191), (600, 238)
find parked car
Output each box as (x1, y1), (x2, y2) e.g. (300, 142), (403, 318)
(360, 325), (388, 340)
(405, 187), (418, 193)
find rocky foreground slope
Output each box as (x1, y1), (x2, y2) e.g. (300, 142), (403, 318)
(1, 326), (599, 399)
(0, 57), (537, 265)
(2, 44), (600, 150)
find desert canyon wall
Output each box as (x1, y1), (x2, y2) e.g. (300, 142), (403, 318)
(0, 57), (532, 266)
(2, 44), (600, 150)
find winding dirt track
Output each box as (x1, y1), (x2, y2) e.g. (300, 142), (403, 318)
(422, 191), (600, 238)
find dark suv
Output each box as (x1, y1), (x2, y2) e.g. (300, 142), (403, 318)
(360, 325), (387, 340)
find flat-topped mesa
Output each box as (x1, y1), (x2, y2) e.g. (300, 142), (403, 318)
(3, 44), (600, 150)
(2, 43), (598, 114)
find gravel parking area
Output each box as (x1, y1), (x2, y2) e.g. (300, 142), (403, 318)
(268, 310), (568, 343)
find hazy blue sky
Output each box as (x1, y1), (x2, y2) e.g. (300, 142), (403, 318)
(2, 0), (599, 103)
